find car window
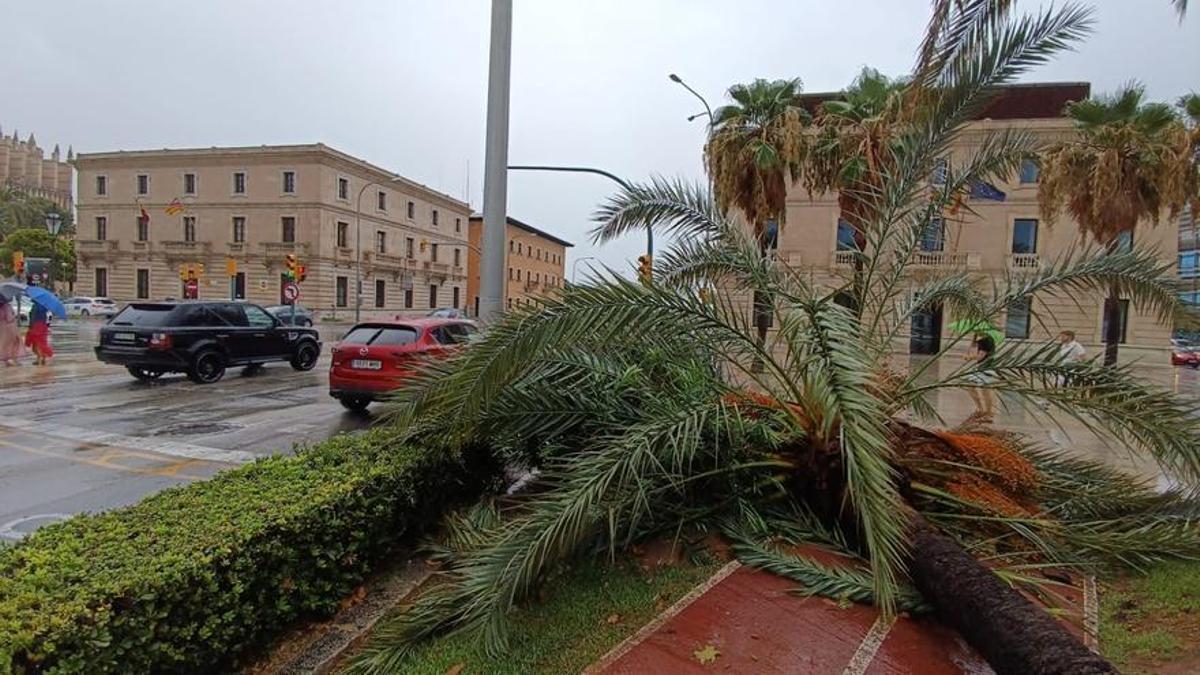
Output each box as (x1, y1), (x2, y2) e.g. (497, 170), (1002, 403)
(373, 327), (419, 346)
(98, 299), (116, 305)
(245, 305), (276, 328)
(211, 304), (248, 327)
(441, 323), (476, 344)
(341, 326), (382, 344)
(110, 304), (174, 327)
(174, 305), (215, 327)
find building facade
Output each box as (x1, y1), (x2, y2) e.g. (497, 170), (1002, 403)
(467, 215), (572, 315)
(780, 82), (1175, 359)
(0, 126), (73, 210)
(73, 144), (471, 317)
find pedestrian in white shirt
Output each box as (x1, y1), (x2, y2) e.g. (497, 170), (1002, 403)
(1058, 330), (1086, 363)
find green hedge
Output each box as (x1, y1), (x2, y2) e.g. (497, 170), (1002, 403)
(0, 429), (486, 674)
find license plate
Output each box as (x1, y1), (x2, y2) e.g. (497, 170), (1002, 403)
(351, 359), (382, 370)
(112, 333), (136, 343)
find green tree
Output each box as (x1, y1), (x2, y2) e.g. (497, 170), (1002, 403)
(349, 3), (1200, 674)
(0, 228), (76, 285)
(0, 187), (74, 241)
(1039, 85), (1198, 365)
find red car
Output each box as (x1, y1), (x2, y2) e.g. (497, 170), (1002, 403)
(329, 318), (478, 412)
(1171, 340), (1200, 368)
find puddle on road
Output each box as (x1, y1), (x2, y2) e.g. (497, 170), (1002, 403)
(151, 421), (244, 436)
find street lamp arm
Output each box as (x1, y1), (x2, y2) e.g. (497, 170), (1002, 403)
(668, 74), (714, 126)
(508, 165), (630, 190)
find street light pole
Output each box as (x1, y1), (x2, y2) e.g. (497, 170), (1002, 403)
(507, 165), (650, 256)
(354, 177), (403, 323)
(668, 73), (714, 127)
(479, 0), (513, 323)
(570, 255), (597, 284)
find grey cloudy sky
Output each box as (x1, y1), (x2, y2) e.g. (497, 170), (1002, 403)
(5, 1), (1197, 277)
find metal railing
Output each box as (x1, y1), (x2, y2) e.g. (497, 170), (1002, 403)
(1009, 253), (1040, 270)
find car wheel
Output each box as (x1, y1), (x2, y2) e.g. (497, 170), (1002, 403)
(242, 364), (265, 377)
(126, 366), (163, 381)
(81, 309), (90, 318)
(187, 350), (227, 384)
(300, 318), (313, 327)
(290, 341), (319, 371)
(339, 396), (371, 413)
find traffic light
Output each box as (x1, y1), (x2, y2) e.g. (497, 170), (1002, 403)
(284, 254), (297, 280)
(194, 263), (204, 279)
(297, 264), (307, 283)
(419, 240), (428, 253)
(12, 251), (24, 279)
(637, 255), (652, 285)
(179, 264), (189, 281)
(226, 258), (238, 278)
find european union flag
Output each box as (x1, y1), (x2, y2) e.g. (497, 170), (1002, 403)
(969, 180), (1006, 201)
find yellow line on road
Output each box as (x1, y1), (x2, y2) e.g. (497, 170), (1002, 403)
(0, 437), (209, 481)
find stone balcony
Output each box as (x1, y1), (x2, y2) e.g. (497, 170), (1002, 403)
(1009, 253), (1040, 270)
(161, 241), (212, 261)
(226, 242), (248, 256)
(424, 261), (450, 276)
(830, 250), (981, 270)
(366, 252), (409, 269)
(260, 241), (311, 257)
(76, 240), (120, 260)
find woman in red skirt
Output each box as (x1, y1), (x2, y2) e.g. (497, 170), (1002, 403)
(24, 302), (54, 365)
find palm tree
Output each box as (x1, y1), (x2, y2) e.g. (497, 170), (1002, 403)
(350, 3), (1200, 674)
(680, 78), (807, 366)
(803, 67), (911, 314)
(1039, 85), (1197, 365)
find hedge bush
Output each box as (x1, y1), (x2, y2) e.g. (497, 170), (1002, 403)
(0, 429), (486, 674)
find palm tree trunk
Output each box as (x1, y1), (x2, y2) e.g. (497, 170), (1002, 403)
(1102, 282), (1121, 366)
(907, 517), (1115, 675)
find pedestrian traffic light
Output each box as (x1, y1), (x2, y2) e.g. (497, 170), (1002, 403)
(226, 258), (237, 278)
(11, 251), (24, 278)
(297, 264), (307, 283)
(637, 255), (652, 284)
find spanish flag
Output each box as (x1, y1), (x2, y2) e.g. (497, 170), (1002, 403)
(165, 198), (185, 216)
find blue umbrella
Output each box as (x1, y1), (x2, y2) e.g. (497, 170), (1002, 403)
(0, 282), (66, 319)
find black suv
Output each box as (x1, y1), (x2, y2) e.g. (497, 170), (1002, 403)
(96, 301), (322, 383)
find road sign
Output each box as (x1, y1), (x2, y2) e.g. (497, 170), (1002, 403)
(184, 279), (199, 299)
(282, 282), (300, 302)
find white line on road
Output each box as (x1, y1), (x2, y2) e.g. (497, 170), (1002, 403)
(0, 418), (257, 465)
(842, 615), (895, 675)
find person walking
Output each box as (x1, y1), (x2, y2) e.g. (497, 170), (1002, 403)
(965, 332), (996, 423)
(24, 302), (54, 366)
(0, 297), (20, 366)
(1057, 330), (1086, 363)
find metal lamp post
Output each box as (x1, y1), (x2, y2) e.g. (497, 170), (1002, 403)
(668, 73), (714, 127)
(507, 165), (648, 255)
(354, 176), (405, 323)
(44, 213), (63, 236)
(570, 255), (597, 284)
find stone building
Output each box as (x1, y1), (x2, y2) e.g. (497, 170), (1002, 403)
(0, 126), (74, 210)
(73, 144), (471, 317)
(466, 215), (572, 316)
(781, 82), (1176, 360)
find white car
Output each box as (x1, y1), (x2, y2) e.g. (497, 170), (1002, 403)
(64, 296), (119, 319)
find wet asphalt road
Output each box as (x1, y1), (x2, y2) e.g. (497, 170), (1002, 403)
(0, 321), (372, 541)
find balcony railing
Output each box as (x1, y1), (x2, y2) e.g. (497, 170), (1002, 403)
(910, 251), (979, 269)
(425, 261), (450, 275)
(831, 251), (858, 267)
(373, 252), (408, 268)
(161, 240), (212, 253)
(76, 240), (118, 252)
(260, 241), (310, 255)
(131, 241), (152, 254)
(226, 242), (247, 255)
(450, 265), (466, 278)
(1009, 253), (1040, 270)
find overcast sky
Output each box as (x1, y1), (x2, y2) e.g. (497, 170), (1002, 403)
(5, 0), (1197, 277)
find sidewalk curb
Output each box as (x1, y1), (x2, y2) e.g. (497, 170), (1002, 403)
(253, 557), (432, 675)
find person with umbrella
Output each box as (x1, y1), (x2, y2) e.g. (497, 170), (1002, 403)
(0, 295), (20, 366)
(24, 301), (54, 365)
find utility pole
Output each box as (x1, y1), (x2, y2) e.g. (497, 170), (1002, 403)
(479, 0), (513, 322)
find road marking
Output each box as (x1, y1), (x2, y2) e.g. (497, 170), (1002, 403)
(0, 438), (209, 481)
(1083, 575), (1100, 652)
(0, 417), (256, 464)
(0, 514), (71, 541)
(842, 615), (895, 675)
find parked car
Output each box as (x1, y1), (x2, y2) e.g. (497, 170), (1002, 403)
(65, 296), (120, 319)
(95, 300), (322, 383)
(1171, 338), (1200, 367)
(265, 304), (314, 326)
(329, 318), (477, 412)
(427, 307), (465, 319)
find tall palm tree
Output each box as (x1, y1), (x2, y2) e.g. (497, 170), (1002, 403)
(688, 78), (807, 366)
(804, 67), (911, 314)
(342, 5), (1200, 674)
(1039, 84), (1197, 364)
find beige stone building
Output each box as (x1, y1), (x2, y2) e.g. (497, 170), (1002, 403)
(0, 126), (74, 209)
(467, 215), (572, 315)
(73, 144), (471, 317)
(781, 82), (1174, 360)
